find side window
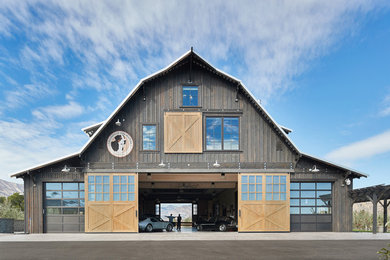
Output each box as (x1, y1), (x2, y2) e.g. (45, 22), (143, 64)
(182, 86), (198, 106)
(142, 125), (157, 150)
(206, 117), (239, 150)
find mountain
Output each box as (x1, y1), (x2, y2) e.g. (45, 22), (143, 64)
(0, 179), (23, 197)
(160, 203), (193, 221)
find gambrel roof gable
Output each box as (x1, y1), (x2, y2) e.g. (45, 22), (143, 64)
(79, 49), (301, 156)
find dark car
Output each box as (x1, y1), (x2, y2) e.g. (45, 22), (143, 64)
(195, 216), (237, 232)
(139, 216), (174, 232)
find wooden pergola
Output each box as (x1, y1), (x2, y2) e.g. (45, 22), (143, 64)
(350, 184), (390, 234)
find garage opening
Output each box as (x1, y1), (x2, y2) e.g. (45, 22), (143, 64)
(138, 173), (238, 232)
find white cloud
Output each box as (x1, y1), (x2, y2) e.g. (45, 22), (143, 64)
(379, 93), (390, 117)
(325, 130), (390, 163)
(0, 118), (86, 181)
(1, 1), (387, 100)
(2, 84), (55, 109)
(32, 101), (85, 120)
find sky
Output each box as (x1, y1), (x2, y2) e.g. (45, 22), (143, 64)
(0, 1), (389, 188)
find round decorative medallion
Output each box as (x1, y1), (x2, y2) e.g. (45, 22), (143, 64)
(107, 131), (134, 157)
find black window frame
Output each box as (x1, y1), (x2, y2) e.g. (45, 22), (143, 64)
(140, 123), (159, 152)
(181, 85), (201, 108)
(204, 116), (240, 151)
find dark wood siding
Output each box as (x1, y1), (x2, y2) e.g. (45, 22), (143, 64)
(82, 63), (296, 165)
(294, 157), (353, 232)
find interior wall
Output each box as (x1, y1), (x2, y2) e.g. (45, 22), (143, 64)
(213, 189), (237, 219)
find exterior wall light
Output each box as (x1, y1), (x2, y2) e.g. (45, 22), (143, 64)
(158, 160), (166, 167)
(115, 119), (122, 126)
(309, 165), (319, 173)
(61, 165), (70, 173)
(213, 160), (220, 167)
(345, 178), (351, 186)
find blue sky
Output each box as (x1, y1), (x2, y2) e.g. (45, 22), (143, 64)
(0, 1), (389, 188)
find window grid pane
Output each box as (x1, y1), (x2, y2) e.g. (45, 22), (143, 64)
(183, 86), (198, 106)
(45, 182), (84, 217)
(290, 182), (332, 215)
(241, 175), (262, 201)
(88, 175), (110, 202)
(113, 175), (135, 202)
(265, 175), (287, 201)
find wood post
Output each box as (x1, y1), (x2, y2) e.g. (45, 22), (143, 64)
(384, 199), (388, 233)
(373, 193), (378, 234)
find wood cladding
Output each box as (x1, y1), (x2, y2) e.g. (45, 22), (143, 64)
(82, 63), (296, 165)
(164, 112), (202, 153)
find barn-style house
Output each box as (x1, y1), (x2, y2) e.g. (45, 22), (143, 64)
(12, 49), (366, 233)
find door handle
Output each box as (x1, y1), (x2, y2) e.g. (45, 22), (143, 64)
(239, 209), (241, 217)
(136, 210), (138, 217)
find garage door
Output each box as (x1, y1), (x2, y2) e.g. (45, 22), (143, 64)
(44, 182), (85, 233)
(290, 182), (332, 232)
(238, 173), (290, 232)
(85, 173), (138, 232)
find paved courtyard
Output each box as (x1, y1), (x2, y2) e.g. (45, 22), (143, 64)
(0, 230), (389, 242)
(0, 240), (389, 260)
(0, 232), (389, 259)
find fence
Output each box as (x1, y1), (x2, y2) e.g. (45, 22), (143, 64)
(0, 218), (24, 233)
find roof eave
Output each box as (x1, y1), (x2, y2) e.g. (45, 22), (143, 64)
(10, 152), (80, 178)
(301, 153), (368, 178)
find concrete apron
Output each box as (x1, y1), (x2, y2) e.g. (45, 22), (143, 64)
(0, 232), (389, 242)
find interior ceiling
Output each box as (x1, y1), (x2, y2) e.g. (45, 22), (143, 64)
(139, 188), (232, 202)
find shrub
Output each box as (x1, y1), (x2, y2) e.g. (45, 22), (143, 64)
(0, 200), (24, 220)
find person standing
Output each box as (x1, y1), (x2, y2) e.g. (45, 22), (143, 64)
(166, 214), (175, 228)
(177, 214), (182, 231)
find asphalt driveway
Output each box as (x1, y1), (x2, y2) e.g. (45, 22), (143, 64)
(1, 240), (389, 260)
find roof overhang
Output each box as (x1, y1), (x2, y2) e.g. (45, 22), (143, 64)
(10, 152), (80, 178)
(301, 153), (368, 178)
(81, 121), (105, 137)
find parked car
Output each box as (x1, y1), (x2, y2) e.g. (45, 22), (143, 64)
(195, 216), (237, 232)
(139, 216), (174, 232)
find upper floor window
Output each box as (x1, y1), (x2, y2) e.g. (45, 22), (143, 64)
(142, 125), (157, 150)
(182, 86), (198, 106)
(206, 117), (239, 150)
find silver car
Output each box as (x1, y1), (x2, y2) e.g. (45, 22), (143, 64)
(139, 217), (174, 232)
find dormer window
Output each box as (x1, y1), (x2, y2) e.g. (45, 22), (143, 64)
(182, 86), (198, 106)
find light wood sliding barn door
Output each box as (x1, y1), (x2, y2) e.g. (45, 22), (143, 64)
(85, 173), (138, 232)
(164, 112), (202, 153)
(238, 173), (290, 232)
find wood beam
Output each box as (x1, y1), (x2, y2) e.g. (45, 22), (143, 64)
(85, 168), (294, 173)
(139, 182), (236, 189)
(139, 173), (238, 183)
